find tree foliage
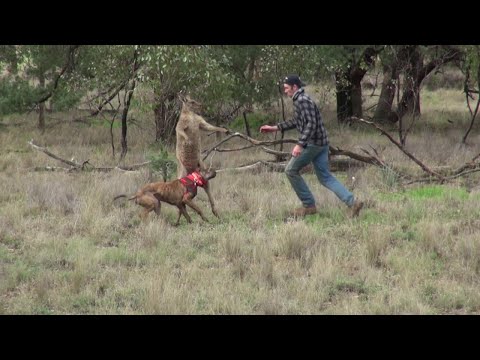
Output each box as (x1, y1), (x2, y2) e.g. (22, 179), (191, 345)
(1, 45), (479, 145)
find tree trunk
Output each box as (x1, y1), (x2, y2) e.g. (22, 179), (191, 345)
(335, 47), (377, 123)
(462, 59), (480, 144)
(396, 47), (423, 120)
(374, 46), (461, 124)
(373, 64), (399, 123)
(278, 83), (286, 152)
(38, 103), (45, 133)
(38, 74), (46, 133)
(120, 80), (136, 162)
(215, 115), (222, 142)
(120, 48), (140, 161)
(374, 46), (423, 124)
(242, 111), (251, 137)
(336, 71), (364, 121)
(153, 101), (164, 141)
(154, 89), (177, 142)
(350, 76), (363, 118)
(335, 71), (352, 123)
(397, 81), (421, 121)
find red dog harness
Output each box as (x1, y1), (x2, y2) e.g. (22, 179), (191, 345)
(179, 171), (207, 197)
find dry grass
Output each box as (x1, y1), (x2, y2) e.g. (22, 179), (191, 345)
(1, 87), (480, 314)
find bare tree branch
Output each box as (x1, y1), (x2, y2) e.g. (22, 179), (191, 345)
(404, 167), (480, 185)
(202, 131), (297, 161)
(28, 140), (150, 172)
(204, 130), (401, 168)
(451, 151), (480, 176)
(216, 161), (287, 173)
(462, 61), (480, 144)
(349, 116), (446, 181)
(87, 79), (129, 119)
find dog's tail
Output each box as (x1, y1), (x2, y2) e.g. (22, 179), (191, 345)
(113, 194), (137, 202)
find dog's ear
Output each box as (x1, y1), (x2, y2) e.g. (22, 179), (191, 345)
(205, 170), (217, 180)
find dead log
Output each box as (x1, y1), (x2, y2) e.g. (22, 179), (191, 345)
(28, 139), (81, 168)
(27, 140), (150, 172)
(216, 157), (367, 174)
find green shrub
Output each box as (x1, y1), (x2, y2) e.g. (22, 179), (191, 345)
(380, 166), (400, 189)
(146, 145), (177, 181)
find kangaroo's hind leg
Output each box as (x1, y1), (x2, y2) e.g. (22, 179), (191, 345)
(201, 181), (219, 218)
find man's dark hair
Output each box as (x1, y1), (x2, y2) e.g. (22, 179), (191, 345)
(283, 74), (306, 88)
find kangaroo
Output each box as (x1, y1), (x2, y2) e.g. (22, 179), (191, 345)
(175, 94), (229, 218)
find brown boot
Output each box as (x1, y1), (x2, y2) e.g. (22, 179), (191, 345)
(289, 206), (317, 219)
(349, 199), (364, 218)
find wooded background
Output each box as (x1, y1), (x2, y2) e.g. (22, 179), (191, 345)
(3, 45), (480, 315)
(1, 45), (478, 158)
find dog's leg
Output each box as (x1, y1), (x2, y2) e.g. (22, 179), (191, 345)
(174, 208), (182, 226)
(176, 203), (192, 225)
(137, 193), (159, 222)
(154, 200), (161, 216)
(182, 194), (209, 222)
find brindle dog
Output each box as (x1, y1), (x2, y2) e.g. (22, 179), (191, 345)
(114, 169), (217, 226)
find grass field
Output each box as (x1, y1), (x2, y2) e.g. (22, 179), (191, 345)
(1, 87), (480, 314)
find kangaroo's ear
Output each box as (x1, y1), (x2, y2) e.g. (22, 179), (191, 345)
(178, 91), (186, 103)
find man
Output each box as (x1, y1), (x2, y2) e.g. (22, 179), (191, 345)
(260, 74), (363, 219)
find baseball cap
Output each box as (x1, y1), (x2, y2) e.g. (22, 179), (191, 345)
(283, 74), (306, 87)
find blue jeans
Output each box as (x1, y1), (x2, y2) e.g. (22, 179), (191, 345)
(285, 144), (354, 208)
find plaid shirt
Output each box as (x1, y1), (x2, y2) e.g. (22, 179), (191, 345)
(277, 88), (329, 148)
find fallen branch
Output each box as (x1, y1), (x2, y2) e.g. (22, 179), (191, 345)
(330, 145), (384, 167)
(349, 116), (446, 182)
(27, 140), (151, 172)
(207, 144), (257, 153)
(205, 125), (480, 183)
(404, 168), (480, 185)
(216, 161), (287, 173)
(216, 159), (366, 174)
(451, 151), (480, 175)
(205, 130), (397, 170)
(28, 139), (81, 168)
(345, 117), (480, 185)
(30, 166), (72, 172)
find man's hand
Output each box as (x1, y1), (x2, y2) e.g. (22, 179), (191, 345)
(259, 125), (278, 133)
(292, 144), (303, 157)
